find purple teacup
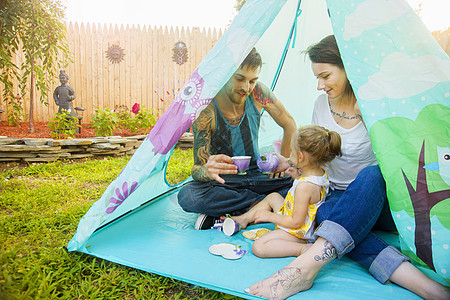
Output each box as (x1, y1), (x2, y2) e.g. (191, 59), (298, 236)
(232, 156), (251, 175)
(257, 153), (279, 174)
(223, 217), (241, 236)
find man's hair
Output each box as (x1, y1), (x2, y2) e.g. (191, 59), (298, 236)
(239, 47), (262, 70)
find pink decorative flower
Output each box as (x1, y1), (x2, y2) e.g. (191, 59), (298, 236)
(106, 181), (138, 214)
(132, 103), (140, 114)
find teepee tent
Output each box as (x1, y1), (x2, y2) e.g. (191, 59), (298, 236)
(67, 0), (450, 297)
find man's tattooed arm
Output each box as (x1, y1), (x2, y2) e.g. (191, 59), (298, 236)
(251, 82), (277, 106)
(191, 105), (214, 182)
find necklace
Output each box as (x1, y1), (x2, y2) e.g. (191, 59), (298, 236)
(226, 114), (244, 126)
(328, 101), (362, 121)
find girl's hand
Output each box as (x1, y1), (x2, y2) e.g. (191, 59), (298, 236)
(272, 153), (290, 173)
(285, 166), (300, 179)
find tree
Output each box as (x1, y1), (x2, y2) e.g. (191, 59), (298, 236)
(0, 0), (71, 132)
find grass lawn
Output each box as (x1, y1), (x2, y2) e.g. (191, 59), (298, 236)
(0, 148), (241, 299)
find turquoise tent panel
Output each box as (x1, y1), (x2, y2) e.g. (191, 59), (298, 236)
(327, 0), (450, 284)
(78, 188), (420, 299)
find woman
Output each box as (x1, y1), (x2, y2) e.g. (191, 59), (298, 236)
(245, 35), (449, 300)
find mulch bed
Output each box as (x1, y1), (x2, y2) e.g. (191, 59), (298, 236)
(0, 121), (148, 139)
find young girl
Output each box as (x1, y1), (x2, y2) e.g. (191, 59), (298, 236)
(234, 125), (342, 258)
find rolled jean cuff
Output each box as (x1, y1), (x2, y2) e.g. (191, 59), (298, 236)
(314, 220), (354, 258)
(369, 246), (411, 284)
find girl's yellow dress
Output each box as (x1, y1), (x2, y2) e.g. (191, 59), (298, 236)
(276, 172), (329, 241)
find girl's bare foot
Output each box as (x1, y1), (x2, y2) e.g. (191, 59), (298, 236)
(231, 215), (250, 229)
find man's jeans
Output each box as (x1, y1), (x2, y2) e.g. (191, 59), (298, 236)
(315, 165), (410, 284)
(178, 170), (293, 217)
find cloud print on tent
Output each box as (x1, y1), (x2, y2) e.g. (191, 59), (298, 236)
(342, 0), (410, 41)
(357, 53), (450, 101)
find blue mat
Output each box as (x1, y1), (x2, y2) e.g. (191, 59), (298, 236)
(78, 189), (420, 299)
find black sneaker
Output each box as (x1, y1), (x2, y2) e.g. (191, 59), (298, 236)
(194, 214), (222, 230)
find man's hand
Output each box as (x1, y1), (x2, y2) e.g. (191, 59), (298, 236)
(204, 154), (238, 184)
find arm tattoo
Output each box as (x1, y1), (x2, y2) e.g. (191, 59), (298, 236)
(191, 105), (214, 181)
(314, 241), (337, 262)
(252, 82), (277, 106)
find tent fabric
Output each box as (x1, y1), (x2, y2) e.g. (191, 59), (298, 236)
(68, 0), (450, 295)
(326, 0), (450, 285)
(78, 187), (420, 299)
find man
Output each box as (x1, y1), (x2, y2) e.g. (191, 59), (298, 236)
(177, 48), (297, 230)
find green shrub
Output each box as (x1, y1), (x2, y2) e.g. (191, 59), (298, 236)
(47, 110), (80, 139)
(91, 108), (119, 136)
(92, 103), (157, 137)
(123, 104), (157, 134)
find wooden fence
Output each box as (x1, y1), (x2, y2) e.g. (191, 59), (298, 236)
(432, 28), (450, 57)
(0, 22), (223, 123)
(0, 24), (448, 124)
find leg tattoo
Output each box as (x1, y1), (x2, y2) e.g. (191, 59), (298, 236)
(314, 241), (337, 262)
(269, 267), (302, 300)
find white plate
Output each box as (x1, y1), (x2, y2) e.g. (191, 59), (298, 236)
(209, 243), (246, 260)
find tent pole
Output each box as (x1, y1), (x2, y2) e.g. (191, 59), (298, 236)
(270, 0), (303, 91)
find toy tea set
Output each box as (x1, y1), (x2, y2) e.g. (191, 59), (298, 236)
(231, 152), (279, 175)
(208, 153), (278, 260)
(208, 215), (272, 260)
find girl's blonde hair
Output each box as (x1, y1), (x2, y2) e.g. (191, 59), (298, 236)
(295, 125), (342, 166)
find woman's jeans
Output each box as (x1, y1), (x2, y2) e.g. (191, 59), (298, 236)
(315, 165), (410, 284)
(177, 170), (293, 217)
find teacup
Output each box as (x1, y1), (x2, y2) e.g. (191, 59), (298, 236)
(232, 156), (251, 175)
(222, 217), (241, 236)
(257, 152), (279, 174)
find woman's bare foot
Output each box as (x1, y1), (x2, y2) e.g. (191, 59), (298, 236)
(245, 237), (336, 299)
(245, 265), (315, 300)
